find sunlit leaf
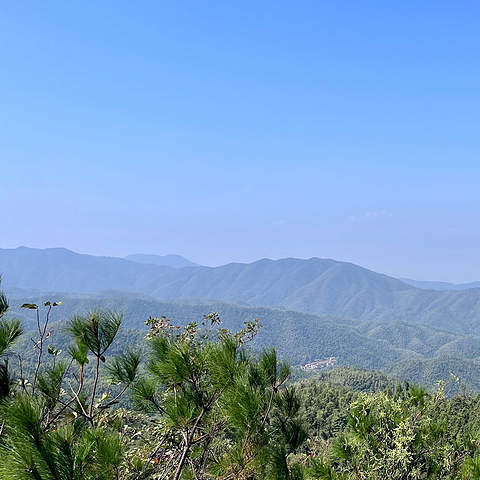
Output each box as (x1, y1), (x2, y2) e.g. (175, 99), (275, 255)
(21, 303), (38, 310)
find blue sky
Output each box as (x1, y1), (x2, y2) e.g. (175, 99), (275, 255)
(1, 1), (479, 282)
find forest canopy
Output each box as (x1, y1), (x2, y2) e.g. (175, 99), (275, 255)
(1, 280), (480, 479)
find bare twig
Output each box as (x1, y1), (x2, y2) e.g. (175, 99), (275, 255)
(132, 432), (171, 480)
(173, 408), (207, 480)
(32, 304), (52, 393)
(17, 354), (26, 392)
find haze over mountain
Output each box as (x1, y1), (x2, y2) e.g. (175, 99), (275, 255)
(125, 253), (200, 268)
(3, 247), (480, 335)
(400, 278), (480, 291)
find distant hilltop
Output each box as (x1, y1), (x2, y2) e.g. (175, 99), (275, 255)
(125, 253), (200, 268)
(399, 278), (480, 291)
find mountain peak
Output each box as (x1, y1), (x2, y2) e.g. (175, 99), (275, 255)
(125, 253), (199, 269)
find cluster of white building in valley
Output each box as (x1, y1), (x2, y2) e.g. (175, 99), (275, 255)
(300, 357), (337, 371)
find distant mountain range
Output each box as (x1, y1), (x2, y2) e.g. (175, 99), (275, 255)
(400, 278), (480, 291)
(125, 253), (200, 268)
(2, 247), (480, 334)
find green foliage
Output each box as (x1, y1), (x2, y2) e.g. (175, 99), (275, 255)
(303, 366), (400, 393)
(308, 459), (339, 480)
(0, 300), (140, 480)
(107, 350), (141, 385)
(0, 395), (124, 480)
(37, 362), (68, 410)
(295, 379), (358, 443)
(130, 315), (304, 480)
(0, 318), (23, 357)
(67, 310), (123, 357)
(0, 278), (23, 401)
(385, 356), (480, 396)
(0, 287), (9, 319)
(300, 380), (480, 480)
(0, 293), (309, 480)
(6, 275), (480, 479)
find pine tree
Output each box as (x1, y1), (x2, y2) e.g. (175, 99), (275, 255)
(0, 276), (23, 401)
(0, 305), (139, 480)
(129, 314), (306, 480)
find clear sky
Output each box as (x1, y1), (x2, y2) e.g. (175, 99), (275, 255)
(1, 1), (479, 282)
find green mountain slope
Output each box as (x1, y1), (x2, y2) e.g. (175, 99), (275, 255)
(5, 293), (480, 375)
(356, 321), (461, 357)
(384, 356), (480, 394)
(6, 293), (416, 369)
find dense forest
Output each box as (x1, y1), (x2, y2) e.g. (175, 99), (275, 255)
(2, 280), (480, 479)
(7, 290), (480, 394)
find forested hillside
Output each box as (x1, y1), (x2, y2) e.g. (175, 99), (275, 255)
(5, 293), (412, 369)
(6, 292), (480, 392)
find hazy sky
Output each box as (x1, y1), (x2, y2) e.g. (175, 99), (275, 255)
(1, 1), (479, 282)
